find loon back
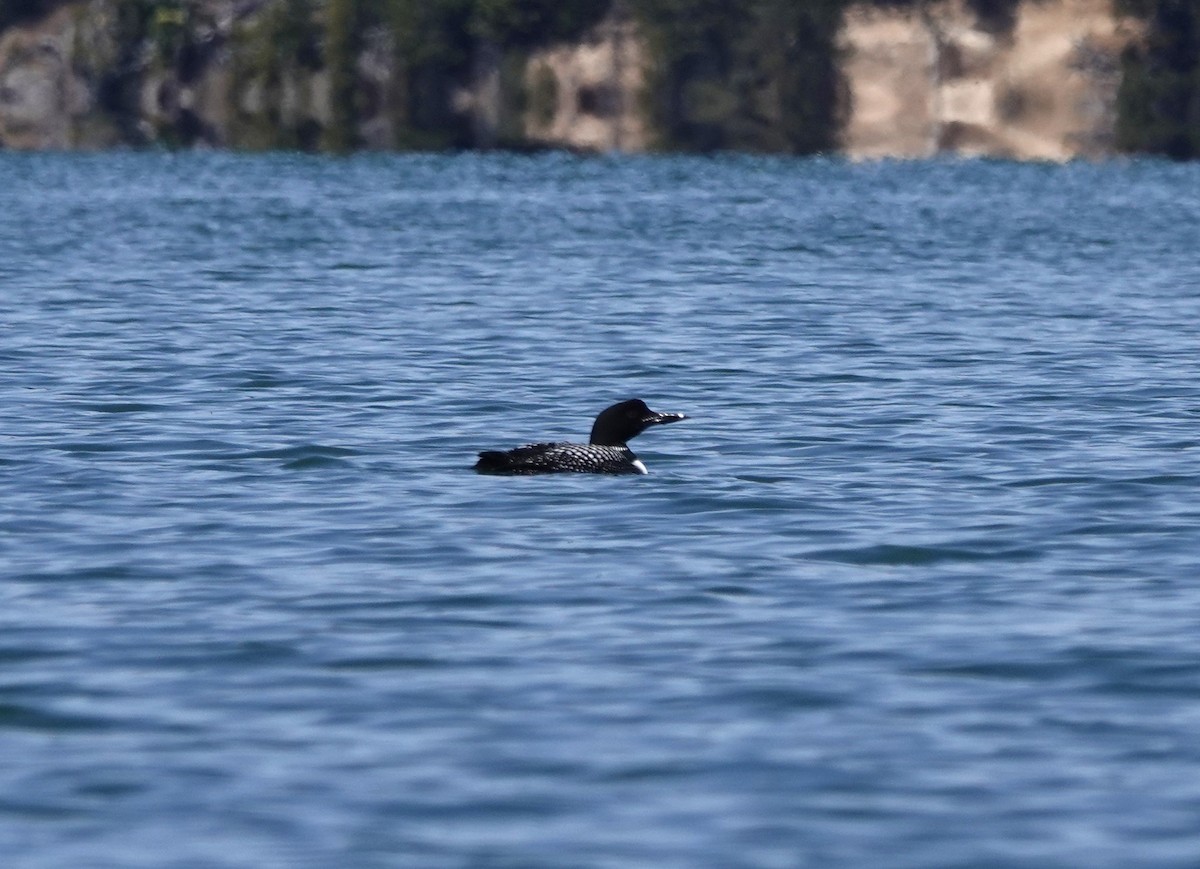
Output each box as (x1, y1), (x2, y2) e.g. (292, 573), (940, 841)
(474, 399), (686, 476)
(475, 443), (647, 475)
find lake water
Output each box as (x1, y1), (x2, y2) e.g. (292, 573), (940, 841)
(3, 152), (1200, 867)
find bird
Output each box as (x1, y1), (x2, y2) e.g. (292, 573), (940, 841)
(474, 398), (687, 475)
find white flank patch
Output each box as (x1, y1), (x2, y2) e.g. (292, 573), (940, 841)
(631, 459), (648, 475)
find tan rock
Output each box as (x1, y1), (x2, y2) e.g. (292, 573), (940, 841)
(840, 0), (1143, 161)
(521, 8), (648, 152)
(0, 6), (83, 148)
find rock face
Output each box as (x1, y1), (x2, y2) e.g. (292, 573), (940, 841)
(840, 0), (1143, 160)
(0, 5), (92, 148)
(522, 9), (647, 152)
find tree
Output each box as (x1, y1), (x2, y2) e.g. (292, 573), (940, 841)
(632, 0), (844, 152)
(324, 0), (362, 151)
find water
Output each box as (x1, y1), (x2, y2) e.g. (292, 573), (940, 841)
(3, 151), (1200, 867)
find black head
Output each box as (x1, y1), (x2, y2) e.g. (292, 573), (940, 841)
(589, 399), (687, 446)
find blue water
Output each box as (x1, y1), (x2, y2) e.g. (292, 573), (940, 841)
(3, 152), (1200, 867)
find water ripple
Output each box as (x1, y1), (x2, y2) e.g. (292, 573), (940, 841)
(3, 152), (1200, 868)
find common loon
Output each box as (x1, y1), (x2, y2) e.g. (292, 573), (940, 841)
(474, 399), (687, 475)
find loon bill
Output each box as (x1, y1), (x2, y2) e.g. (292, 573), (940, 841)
(474, 398), (687, 476)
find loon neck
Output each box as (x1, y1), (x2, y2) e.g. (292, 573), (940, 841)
(589, 438), (628, 448)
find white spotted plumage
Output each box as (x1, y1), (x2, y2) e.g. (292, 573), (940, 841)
(473, 399), (686, 476)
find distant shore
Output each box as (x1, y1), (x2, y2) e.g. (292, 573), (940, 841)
(0, 0), (1193, 159)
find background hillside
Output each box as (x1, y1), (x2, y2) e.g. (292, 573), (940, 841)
(0, 0), (1197, 158)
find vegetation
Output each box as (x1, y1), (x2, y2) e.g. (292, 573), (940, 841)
(369, 0), (476, 148)
(1116, 0), (1200, 158)
(634, 0), (843, 152)
(324, 0), (361, 151)
(228, 0), (323, 150)
(88, 1), (177, 145)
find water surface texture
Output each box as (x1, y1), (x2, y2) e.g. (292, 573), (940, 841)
(3, 153), (1200, 867)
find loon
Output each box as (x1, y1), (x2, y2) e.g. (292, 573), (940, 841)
(474, 399), (687, 475)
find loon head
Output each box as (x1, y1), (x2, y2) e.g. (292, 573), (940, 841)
(589, 399), (687, 446)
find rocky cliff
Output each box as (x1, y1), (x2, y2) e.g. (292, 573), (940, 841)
(0, 0), (1148, 158)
